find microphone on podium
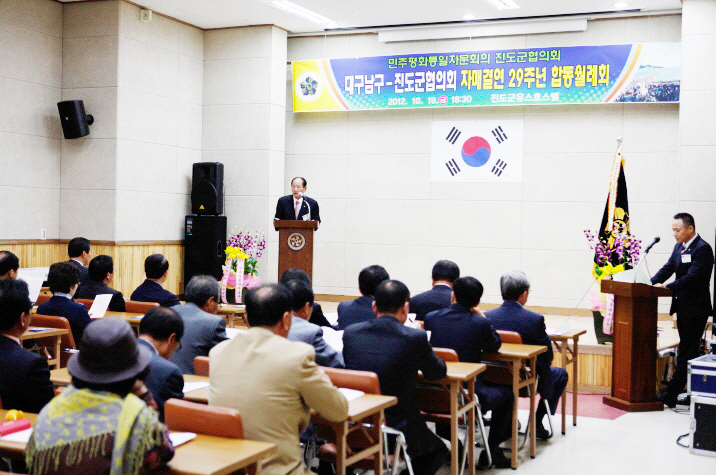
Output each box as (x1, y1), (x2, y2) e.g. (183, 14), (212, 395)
(298, 192), (311, 220)
(643, 236), (660, 255)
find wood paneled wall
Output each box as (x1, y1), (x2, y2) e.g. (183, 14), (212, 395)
(1, 241), (184, 297)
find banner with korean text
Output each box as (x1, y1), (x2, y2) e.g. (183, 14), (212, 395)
(292, 43), (680, 112)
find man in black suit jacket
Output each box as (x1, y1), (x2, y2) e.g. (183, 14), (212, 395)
(485, 271), (568, 441)
(336, 265), (389, 330)
(410, 260), (460, 321)
(652, 213), (714, 406)
(131, 254), (181, 308)
(76, 255), (126, 312)
(274, 177), (321, 225)
(279, 268), (331, 327)
(0, 279), (54, 413)
(67, 237), (91, 284)
(37, 262), (91, 343)
(425, 276), (513, 468)
(343, 280), (448, 475)
(0, 250), (19, 280)
(138, 306), (185, 421)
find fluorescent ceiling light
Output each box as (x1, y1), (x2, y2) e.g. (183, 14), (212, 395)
(266, 1), (336, 25)
(483, 0), (520, 10)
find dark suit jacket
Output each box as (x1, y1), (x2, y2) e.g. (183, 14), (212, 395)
(343, 316), (446, 455)
(170, 303), (228, 374)
(137, 339), (184, 421)
(274, 195), (321, 224)
(486, 301), (554, 393)
(651, 235), (714, 317)
(310, 302), (332, 327)
(0, 335), (54, 413)
(288, 316), (344, 368)
(336, 295), (375, 330)
(425, 303), (501, 364)
(68, 259), (89, 285)
(131, 280), (181, 308)
(75, 280), (126, 312)
(37, 295), (91, 343)
(409, 284), (453, 321)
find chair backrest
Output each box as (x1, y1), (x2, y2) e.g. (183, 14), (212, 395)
(35, 293), (51, 306)
(31, 314), (77, 367)
(194, 356), (210, 376)
(497, 330), (522, 344)
(125, 300), (160, 313)
(322, 367), (381, 394)
(164, 398), (243, 438)
(432, 347), (458, 362)
(76, 298), (93, 309)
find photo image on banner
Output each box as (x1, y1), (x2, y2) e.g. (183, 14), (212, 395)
(431, 120), (524, 183)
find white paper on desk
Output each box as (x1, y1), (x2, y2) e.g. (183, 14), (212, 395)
(183, 381), (210, 393)
(546, 323), (571, 336)
(338, 388), (364, 401)
(226, 327), (246, 339)
(546, 327), (560, 336)
(17, 267), (49, 304)
(323, 312), (338, 327)
(1, 428), (33, 443)
(88, 294), (113, 319)
(322, 327), (343, 352)
(169, 432), (196, 447)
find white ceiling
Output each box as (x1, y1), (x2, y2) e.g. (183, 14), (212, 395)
(62, 0), (683, 33)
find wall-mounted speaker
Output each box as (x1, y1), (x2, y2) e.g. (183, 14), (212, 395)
(191, 162), (224, 216)
(57, 100), (94, 139)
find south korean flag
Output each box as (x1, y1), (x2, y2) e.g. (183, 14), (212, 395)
(431, 120), (524, 183)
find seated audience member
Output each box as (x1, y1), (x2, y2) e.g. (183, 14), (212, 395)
(0, 279), (54, 413)
(285, 280), (344, 368)
(486, 270), (568, 440)
(425, 276), (512, 468)
(336, 264), (389, 330)
(26, 318), (174, 475)
(138, 306), (185, 421)
(0, 250), (19, 279)
(131, 254), (181, 308)
(75, 255), (126, 312)
(343, 280), (448, 475)
(210, 284), (348, 475)
(37, 262), (91, 343)
(410, 260), (460, 321)
(67, 237), (91, 284)
(170, 275), (227, 374)
(280, 267), (330, 327)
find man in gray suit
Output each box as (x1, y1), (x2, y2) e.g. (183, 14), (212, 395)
(285, 280), (344, 368)
(170, 275), (228, 374)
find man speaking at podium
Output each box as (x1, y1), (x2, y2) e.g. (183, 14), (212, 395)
(652, 212), (714, 407)
(274, 177), (321, 226)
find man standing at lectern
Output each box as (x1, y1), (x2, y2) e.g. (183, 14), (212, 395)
(652, 212), (714, 407)
(274, 177), (321, 226)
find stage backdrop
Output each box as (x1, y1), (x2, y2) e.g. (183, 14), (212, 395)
(292, 42), (680, 112)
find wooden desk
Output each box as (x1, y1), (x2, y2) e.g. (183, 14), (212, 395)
(21, 327), (69, 369)
(217, 304), (247, 328)
(104, 310), (144, 327)
(418, 361), (485, 475)
(0, 410), (276, 475)
(485, 343), (547, 469)
(549, 330), (587, 434)
(312, 394), (397, 475)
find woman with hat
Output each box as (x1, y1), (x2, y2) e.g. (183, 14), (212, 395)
(26, 318), (174, 475)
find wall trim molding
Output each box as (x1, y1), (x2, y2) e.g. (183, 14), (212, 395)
(0, 239), (184, 246)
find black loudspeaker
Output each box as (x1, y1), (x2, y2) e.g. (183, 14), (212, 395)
(191, 162), (224, 215)
(184, 215), (227, 284)
(57, 100), (94, 139)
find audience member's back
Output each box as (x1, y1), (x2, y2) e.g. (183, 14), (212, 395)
(409, 260), (459, 321)
(336, 264), (388, 330)
(130, 254), (180, 308)
(37, 261), (91, 343)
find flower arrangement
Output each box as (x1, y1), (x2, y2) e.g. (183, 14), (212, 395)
(227, 230), (266, 276)
(220, 230), (266, 304)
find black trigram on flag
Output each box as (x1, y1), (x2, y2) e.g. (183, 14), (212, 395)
(491, 159), (507, 176)
(491, 126), (508, 144)
(445, 159), (461, 176)
(446, 127), (461, 145)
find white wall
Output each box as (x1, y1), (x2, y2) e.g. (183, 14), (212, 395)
(0, 0), (63, 239)
(285, 16), (695, 309)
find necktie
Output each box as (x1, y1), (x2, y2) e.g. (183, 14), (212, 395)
(680, 245), (687, 255)
(294, 199), (300, 219)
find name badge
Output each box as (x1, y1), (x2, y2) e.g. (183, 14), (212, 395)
(682, 254), (692, 264)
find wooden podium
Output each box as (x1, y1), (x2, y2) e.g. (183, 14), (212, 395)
(601, 280), (671, 411)
(274, 220), (318, 281)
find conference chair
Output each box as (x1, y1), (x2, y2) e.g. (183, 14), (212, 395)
(76, 298), (93, 309)
(193, 356), (210, 377)
(164, 398), (243, 438)
(416, 347), (491, 474)
(125, 300), (159, 313)
(30, 314), (77, 368)
(485, 330), (553, 448)
(317, 367), (414, 475)
(34, 293), (51, 306)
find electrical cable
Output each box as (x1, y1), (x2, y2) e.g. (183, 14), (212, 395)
(676, 433), (689, 448)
